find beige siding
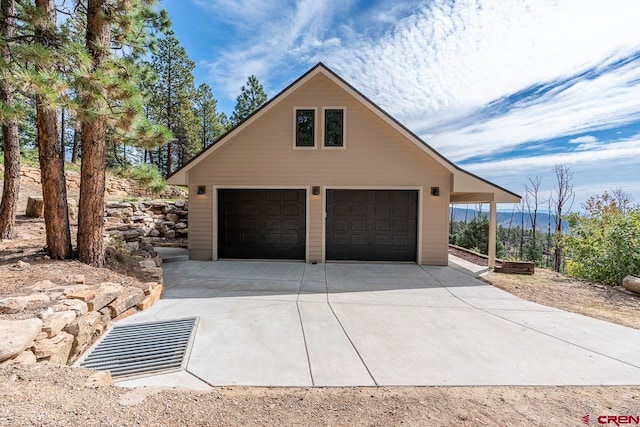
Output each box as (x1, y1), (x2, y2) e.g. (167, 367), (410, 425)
(188, 73), (451, 264)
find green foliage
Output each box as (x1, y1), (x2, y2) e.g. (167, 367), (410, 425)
(452, 216), (505, 257)
(146, 31), (200, 175)
(194, 83), (227, 149)
(564, 192), (640, 286)
(112, 163), (167, 195)
(230, 75), (267, 125)
(20, 148), (39, 167)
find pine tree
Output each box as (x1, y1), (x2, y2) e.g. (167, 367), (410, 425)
(148, 31), (198, 175)
(0, 0), (20, 239)
(230, 75), (267, 126)
(33, 0), (73, 259)
(194, 83), (225, 149)
(76, 0), (169, 267)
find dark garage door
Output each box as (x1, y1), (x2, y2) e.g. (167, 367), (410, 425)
(326, 190), (418, 261)
(218, 189), (306, 259)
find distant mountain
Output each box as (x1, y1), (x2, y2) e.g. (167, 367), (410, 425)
(449, 207), (570, 233)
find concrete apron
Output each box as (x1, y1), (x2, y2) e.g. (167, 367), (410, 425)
(115, 259), (640, 389)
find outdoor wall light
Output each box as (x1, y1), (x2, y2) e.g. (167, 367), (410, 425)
(197, 185), (206, 195)
(431, 186), (440, 197)
(312, 186), (321, 196)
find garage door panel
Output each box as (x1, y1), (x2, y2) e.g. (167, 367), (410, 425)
(335, 205), (350, 216)
(326, 190), (417, 262)
(393, 220), (408, 231)
(282, 205), (299, 216)
(218, 189), (306, 259)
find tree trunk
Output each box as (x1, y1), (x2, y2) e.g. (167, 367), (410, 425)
(165, 141), (172, 176)
(60, 107), (65, 154)
(78, 0), (110, 267)
(34, 0), (72, 259)
(554, 207), (563, 272)
(71, 123), (80, 163)
(0, 0), (20, 239)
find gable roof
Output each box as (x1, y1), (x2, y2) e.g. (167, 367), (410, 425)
(167, 62), (520, 203)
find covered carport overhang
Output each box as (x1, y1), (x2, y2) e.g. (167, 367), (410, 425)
(450, 170), (521, 269)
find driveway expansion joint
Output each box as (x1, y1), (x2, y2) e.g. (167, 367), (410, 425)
(419, 265), (640, 372)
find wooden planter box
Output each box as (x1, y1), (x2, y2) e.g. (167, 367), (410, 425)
(494, 261), (535, 275)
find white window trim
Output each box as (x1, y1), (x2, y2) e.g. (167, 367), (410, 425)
(321, 106), (347, 150)
(293, 107), (318, 150)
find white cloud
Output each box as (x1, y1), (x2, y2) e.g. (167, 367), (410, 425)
(194, 0), (354, 98)
(569, 136), (598, 144)
(463, 136), (640, 175)
(460, 136), (640, 209)
(312, 0), (640, 161)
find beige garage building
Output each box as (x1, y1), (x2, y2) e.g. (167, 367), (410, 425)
(167, 63), (520, 266)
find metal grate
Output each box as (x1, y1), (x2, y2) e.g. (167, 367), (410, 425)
(80, 317), (197, 379)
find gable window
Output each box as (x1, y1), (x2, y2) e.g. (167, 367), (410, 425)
(295, 109), (315, 148)
(323, 108), (345, 148)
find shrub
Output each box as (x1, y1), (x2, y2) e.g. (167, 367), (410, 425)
(113, 163), (167, 195)
(454, 215), (505, 257)
(564, 193), (640, 286)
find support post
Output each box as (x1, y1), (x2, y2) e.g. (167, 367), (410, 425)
(489, 201), (497, 269)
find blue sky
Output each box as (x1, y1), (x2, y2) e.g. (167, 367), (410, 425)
(161, 0), (640, 210)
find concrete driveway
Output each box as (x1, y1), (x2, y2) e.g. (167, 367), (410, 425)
(116, 256), (640, 389)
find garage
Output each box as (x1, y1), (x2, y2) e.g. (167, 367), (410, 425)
(326, 190), (418, 261)
(218, 189), (306, 259)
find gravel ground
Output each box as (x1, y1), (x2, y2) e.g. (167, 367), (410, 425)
(1, 364), (639, 426)
(482, 267), (640, 330)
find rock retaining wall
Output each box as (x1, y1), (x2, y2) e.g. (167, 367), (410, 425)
(104, 200), (188, 257)
(0, 264), (164, 367)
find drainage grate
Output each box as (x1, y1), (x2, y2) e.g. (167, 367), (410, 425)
(80, 317), (197, 379)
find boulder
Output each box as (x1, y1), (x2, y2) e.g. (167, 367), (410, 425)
(114, 307), (138, 321)
(0, 297), (27, 314)
(88, 283), (122, 312)
(0, 318), (43, 362)
(165, 213), (179, 223)
(175, 228), (188, 236)
(122, 229), (140, 242)
(24, 294), (51, 309)
(148, 229), (160, 237)
(138, 260), (157, 269)
(623, 276), (640, 294)
(66, 289), (96, 302)
(137, 285), (163, 311)
(26, 197), (44, 218)
(174, 200), (186, 208)
(11, 350), (37, 365)
(42, 311), (77, 338)
(144, 266), (164, 282)
(64, 311), (103, 359)
(126, 241), (139, 251)
(53, 298), (88, 316)
(164, 230), (176, 239)
(106, 202), (132, 209)
(108, 287), (145, 318)
(105, 207), (134, 218)
(32, 331), (74, 364)
(174, 222), (187, 230)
